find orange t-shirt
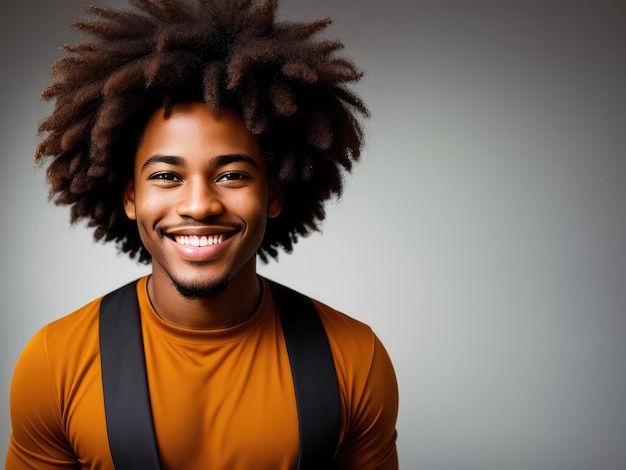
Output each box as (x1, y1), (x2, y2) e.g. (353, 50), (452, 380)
(7, 276), (398, 469)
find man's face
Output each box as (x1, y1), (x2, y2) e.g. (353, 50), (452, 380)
(123, 102), (283, 298)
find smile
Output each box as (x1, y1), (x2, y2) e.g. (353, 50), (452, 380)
(174, 234), (226, 247)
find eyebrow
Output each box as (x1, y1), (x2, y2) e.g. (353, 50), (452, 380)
(140, 153), (260, 174)
(140, 155), (184, 174)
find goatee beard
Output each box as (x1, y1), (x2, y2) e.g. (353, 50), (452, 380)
(172, 277), (229, 300)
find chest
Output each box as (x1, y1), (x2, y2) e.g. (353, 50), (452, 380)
(144, 331), (301, 469)
(68, 332), (301, 469)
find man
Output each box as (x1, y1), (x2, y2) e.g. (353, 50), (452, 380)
(7, 1), (399, 468)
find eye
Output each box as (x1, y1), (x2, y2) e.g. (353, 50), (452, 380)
(216, 172), (251, 183)
(149, 172), (182, 183)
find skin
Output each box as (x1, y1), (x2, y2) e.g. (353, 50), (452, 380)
(123, 102), (283, 330)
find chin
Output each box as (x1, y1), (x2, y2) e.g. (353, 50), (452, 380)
(171, 276), (230, 300)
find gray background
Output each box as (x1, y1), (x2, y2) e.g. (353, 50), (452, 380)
(1, 1), (625, 468)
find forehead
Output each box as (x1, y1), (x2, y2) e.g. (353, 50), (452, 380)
(136, 102), (263, 163)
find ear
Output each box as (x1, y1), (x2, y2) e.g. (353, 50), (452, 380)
(267, 179), (284, 219)
(123, 179), (137, 220)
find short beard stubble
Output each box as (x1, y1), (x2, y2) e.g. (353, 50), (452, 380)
(171, 276), (230, 300)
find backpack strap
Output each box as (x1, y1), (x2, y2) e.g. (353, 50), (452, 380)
(267, 280), (341, 470)
(99, 281), (162, 469)
(99, 279), (340, 469)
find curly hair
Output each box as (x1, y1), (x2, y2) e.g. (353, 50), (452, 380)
(36, 0), (369, 263)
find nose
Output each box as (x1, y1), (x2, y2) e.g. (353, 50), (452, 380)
(177, 177), (224, 220)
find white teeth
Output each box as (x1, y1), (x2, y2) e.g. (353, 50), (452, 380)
(174, 234), (225, 247)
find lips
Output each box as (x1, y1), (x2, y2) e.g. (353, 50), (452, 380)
(163, 229), (237, 262)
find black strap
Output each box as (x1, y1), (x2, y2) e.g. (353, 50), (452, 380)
(268, 280), (341, 470)
(99, 279), (340, 469)
(99, 282), (162, 469)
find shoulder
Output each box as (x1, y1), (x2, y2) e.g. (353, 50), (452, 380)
(34, 296), (103, 363)
(312, 298), (377, 354)
(263, 278), (389, 371)
(16, 278), (147, 384)
(275, 284), (396, 395)
(7, 296), (105, 467)
(305, 294), (399, 467)
(44, 296), (102, 337)
(310, 297), (397, 403)
(263, 278), (378, 358)
(8, 282), (138, 468)
(12, 293), (105, 407)
(34, 277), (146, 357)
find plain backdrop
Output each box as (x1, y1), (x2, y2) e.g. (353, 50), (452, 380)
(1, 1), (625, 468)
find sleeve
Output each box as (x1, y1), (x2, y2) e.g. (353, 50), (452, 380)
(337, 334), (399, 470)
(6, 327), (80, 469)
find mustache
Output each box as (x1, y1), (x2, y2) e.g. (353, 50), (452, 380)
(157, 220), (244, 237)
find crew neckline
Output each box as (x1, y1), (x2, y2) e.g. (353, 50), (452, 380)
(135, 275), (274, 345)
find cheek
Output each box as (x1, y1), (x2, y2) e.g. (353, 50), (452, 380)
(131, 187), (169, 230)
(232, 189), (268, 219)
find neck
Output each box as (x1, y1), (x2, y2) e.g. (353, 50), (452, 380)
(146, 261), (262, 330)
